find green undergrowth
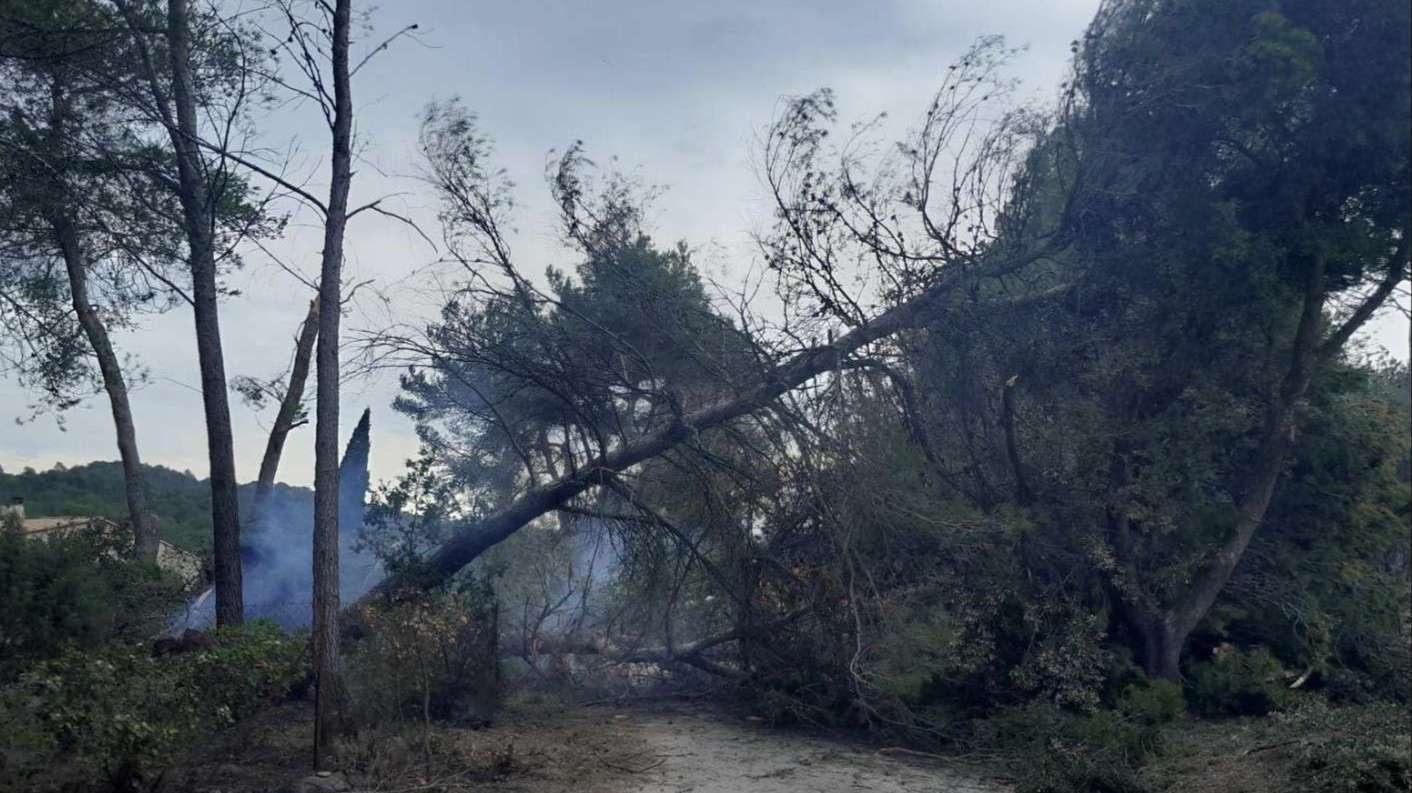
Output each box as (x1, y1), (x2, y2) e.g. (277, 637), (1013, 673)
(0, 621), (309, 793)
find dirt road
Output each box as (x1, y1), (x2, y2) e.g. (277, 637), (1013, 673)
(166, 699), (1011, 793)
(573, 706), (1011, 793)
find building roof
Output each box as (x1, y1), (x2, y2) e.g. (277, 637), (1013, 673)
(16, 516), (90, 536)
(10, 516), (204, 584)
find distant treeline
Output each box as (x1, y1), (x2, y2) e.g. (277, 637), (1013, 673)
(0, 462), (311, 552)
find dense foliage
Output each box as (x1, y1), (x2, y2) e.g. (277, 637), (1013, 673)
(345, 578), (500, 728)
(0, 522), (186, 680)
(0, 621), (308, 792)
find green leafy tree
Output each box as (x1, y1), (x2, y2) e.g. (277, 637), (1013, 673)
(908, 0), (1411, 679)
(1059, 0), (1409, 679)
(0, 0), (185, 558)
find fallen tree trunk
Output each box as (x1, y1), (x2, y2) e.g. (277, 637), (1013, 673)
(410, 286), (941, 585)
(514, 609), (812, 680)
(370, 267), (1058, 594)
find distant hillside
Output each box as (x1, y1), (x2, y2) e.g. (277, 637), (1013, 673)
(0, 461), (312, 553)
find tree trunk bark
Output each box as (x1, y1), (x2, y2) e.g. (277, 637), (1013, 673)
(54, 219), (157, 560)
(250, 299), (319, 530)
(313, 0), (354, 769)
(1141, 619), (1183, 681)
(164, 0), (243, 625)
(1110, 588), (1185, 680)
(1001, 375), (1032, 506)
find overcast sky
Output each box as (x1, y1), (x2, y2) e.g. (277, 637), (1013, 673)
(2, 0), (1407, 487)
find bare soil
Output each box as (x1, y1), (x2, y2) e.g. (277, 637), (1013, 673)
(599, 705), (1011, 793)
(169, 699), (1012, 793)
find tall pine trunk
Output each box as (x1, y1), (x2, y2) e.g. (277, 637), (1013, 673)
(163, 0), (243, 625)
(40, 78), (158, 562)
(55, 220), (157, 560)
(313, 0), (354, 768)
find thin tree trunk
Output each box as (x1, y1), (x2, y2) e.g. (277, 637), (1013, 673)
(39, 77), (157, 562)
(250, 299), (319, 530)
(1000, 375), (1032, 506)
(312, 0), (354, 769)
(1140, 618), (1183, 682)
(54, 219), (156, 560)
(163, 0), (243, 625)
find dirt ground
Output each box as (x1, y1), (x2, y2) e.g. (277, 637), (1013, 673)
(169, 698), (1012, 793)
(598, 705), (1011, 793)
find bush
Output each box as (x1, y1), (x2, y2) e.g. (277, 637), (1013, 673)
(0, 621), (308, 792)
(1185, 646), (1291, 717)
(0, 527), (188, 680)
(1317, 634), (1409, 705)
(346, 578), (500, 729)
(1116, 679), (1185, 726)
(186, 622), (310, 721)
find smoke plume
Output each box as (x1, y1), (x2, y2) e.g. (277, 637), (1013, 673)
(175, 409), (382, 630)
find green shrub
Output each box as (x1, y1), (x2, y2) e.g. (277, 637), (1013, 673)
(191, 621), (310, 721)
(346, 579), (500, 728)
(1007, 608), (1115, 711)
(1072, 709), (1165, 769)
(1116, 679), (1185, 726)
(1018, 749), (1154, 793)
(1185, 646), (1291, 717)
(0, 527), (188, 680)
(0, 621), (308, 792)
(1319, 651), (1409, 706)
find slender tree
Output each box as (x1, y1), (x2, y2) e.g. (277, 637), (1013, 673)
(310, 0), (354, 765)
(110, 0), (278, 623)
(238, 298), (320, 531)
(0, 0), (188, 559)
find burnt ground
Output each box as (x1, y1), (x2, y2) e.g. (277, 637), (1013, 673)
(167, 698), (1013, 793)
